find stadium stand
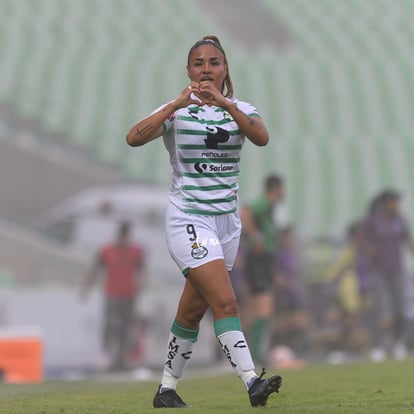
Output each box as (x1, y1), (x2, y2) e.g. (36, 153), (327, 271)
(0, 0), (413, 236)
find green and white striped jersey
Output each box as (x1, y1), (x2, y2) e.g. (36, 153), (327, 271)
(161, 99), (260, 215)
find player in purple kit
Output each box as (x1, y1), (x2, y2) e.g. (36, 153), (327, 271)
(364, 190), (414, 361)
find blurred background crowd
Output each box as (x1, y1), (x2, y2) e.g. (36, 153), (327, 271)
(0, 0), (413, 380)
(234, 181), (414, 368)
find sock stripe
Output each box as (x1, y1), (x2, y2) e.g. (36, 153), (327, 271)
(214, 316), (241, 337)
(171, 320), (199, 342)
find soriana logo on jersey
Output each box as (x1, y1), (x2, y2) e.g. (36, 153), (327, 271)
(194, 161), (235, 174)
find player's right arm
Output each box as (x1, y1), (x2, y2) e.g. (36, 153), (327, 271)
(126, 102), (176, 147)
(126, 82), (205, 147)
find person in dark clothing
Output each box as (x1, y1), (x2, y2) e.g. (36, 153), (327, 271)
(364, 190), (414, 361)
(241, 175), (284, 363)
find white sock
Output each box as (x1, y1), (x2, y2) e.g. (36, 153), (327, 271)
(217, 330), (257, 390)
(160, 333), (195, 391)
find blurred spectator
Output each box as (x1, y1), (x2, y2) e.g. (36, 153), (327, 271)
(325, 223), (370, 353)
(241, 174), (284, 363)
(356, 193), (384, 296)
(275, 227), (302, 309)
(81, 221), (146, 370)
(364, 190), (414, 361)
(272, 227), (310, 354)
(230, 241), (249, 324)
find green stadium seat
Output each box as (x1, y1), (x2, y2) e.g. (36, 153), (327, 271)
(0, 0), (413, 237)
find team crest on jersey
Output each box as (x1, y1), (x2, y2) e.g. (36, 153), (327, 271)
(191, 242), (208, 259)
(223, 111), (233, 121)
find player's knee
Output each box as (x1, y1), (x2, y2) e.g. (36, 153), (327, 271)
(213, 297), (239, 318)
(178, 308), (206, 329)
(187, 310), (205, 326)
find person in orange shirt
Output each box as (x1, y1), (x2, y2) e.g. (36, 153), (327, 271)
(81, 221), (145, 370)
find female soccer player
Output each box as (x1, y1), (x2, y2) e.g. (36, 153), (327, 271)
(126, 35), (282, 408)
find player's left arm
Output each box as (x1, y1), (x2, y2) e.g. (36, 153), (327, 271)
(199, 82), (269, 146)
(223, 103), (269, 147)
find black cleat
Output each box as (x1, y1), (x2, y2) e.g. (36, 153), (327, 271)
(248, 368), (282, 407)
(153, 385), (189, 408)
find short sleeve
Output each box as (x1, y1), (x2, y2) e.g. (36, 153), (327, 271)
(150, 103), (176, 133)
(234, 99), (260, 117)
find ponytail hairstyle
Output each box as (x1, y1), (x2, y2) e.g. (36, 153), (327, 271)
(187, 35), (234, 98)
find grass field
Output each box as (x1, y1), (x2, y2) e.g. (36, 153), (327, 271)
(1, 359), (414, 413)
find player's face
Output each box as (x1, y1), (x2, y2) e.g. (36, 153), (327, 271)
(386, 198), (400, 216)
(268, 186), (283, 204)
(187, 45), (227, 92)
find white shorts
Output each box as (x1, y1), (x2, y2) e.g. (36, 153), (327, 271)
(165, 203), (241, 276)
